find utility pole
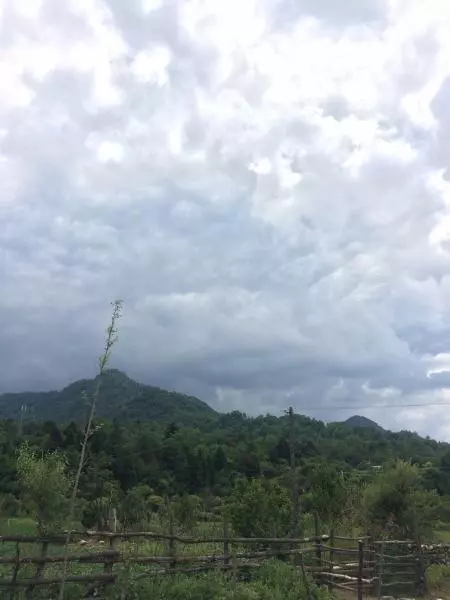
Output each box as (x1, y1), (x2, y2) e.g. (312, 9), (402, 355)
(17, 404), (26, 440)
(287, 406), (301, 537)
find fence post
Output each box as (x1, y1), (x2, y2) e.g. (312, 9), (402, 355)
(168, 511), (177, 571)
(329, 528), (334, 579)
(376, 539), (384, 600)
(9, 542), (20, 600)
(223, 517), (230, 570)
(26, 539), (49, 598)
(314, 512), (322, 581)
(357, 539), (364, 600)
(299, 552), (314, 600)
(231, 546), (237, 590)
(367, 535), (375, 597)
(416, 550), (427, 597)
(112, 507), (117, 534)
(104, 534), (117, 579)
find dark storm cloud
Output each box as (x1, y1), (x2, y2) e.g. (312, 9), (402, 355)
(2, 0), (450, 439)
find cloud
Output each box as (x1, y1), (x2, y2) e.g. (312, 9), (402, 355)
(2, 0), (450, 438)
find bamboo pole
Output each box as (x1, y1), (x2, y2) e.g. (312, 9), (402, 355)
(223, 517), (230, 569)
(357, 539), (364, 600)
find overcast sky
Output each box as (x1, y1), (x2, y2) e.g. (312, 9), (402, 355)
(3, 0), (450, 438)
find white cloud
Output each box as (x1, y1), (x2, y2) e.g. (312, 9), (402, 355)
(2, 0), (450, 438)
(131, 46), (172, 85)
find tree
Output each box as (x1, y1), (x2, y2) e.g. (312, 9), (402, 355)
(16, 443), (70, 535)
(81, 480), (121, 531)
(119, 484), (154, 529)
(362, 460), (437, 539)
(171, 494), (202, 532)
(308, 463), (347, 529)
(227, 478), (292, 538)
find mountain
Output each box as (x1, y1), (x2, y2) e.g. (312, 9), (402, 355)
(343, 415), (383, 430)
(0, 369), (217, 427)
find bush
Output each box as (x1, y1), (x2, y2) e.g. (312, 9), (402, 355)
(427, 563), (450, 594)
(16, 442), (70, 535)
(119, 484), (154, 529)
(227, 478), (292, 538)
(171, 494), (202, 531)
(107, 560), (331, 600)
(362, 460), (437, 539)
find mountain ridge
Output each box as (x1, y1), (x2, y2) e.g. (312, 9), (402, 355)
(343, 415), (383, 430)
(0, 369), (217, 427)
(0, 371), (389, 434)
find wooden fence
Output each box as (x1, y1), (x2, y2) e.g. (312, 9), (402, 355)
(0, 529), (431, 599)
(374, 539), (427, 598)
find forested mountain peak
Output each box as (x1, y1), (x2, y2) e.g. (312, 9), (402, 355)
(0, 370), (216, 426)
(343, 415), (383, 430)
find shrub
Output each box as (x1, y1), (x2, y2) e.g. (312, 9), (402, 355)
(427, 563), (450, 594)
(227, 478), (292, 538)
(107, 560), (331, 600)
(362, 459), (437, 539)
(16, 442), (70, 535)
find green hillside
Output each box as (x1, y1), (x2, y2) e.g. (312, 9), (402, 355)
(343, 414), (383, 430)
(0, 369), (216, 427)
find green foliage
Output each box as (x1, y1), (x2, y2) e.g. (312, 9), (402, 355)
(107, 560), (331, 600)
(0, 369), (216, 426)
(171, 493), (202, 532)
(16, 442), (70, 535)
(119, 484), (154, 529)
(2, 372), (450, 544)
(427, 563), (450, 594)
(362, 459), (438, 538)
(227, 478), (292, 538)
(81, 479), (121, 530)
(2, 371), (450, 512)
(307, 463), (347, 527)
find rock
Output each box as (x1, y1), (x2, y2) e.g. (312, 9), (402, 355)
(79, 539), (87, 546)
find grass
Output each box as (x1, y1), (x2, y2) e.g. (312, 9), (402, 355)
(0, 515), (313, 595)
(7, 515), (441, 599)
(426, 563), (450, 598)
(434, 528), (450, 542)
(0, 515), (329, 598)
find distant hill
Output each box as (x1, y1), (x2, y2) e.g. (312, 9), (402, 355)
(0, 369), (217, 427)
(343, 415), (383, 430)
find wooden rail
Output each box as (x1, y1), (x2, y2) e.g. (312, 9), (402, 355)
(0, 527), (434, 598)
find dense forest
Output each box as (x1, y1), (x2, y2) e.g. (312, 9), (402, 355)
(2, 369), (450, 538)
(4, 367), (450, 598)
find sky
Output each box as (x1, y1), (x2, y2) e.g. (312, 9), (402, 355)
(2, 0), (450, 439)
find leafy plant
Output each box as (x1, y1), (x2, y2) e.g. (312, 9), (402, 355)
(307, 463), (347, 528)
(16, 442), (70, 535)
(227, 478), (292, 538)
(362, 459), (437, 539)
(106, 560), (331, 600)
(171, 493), (202, 532)
(119, 484), (154, 529)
